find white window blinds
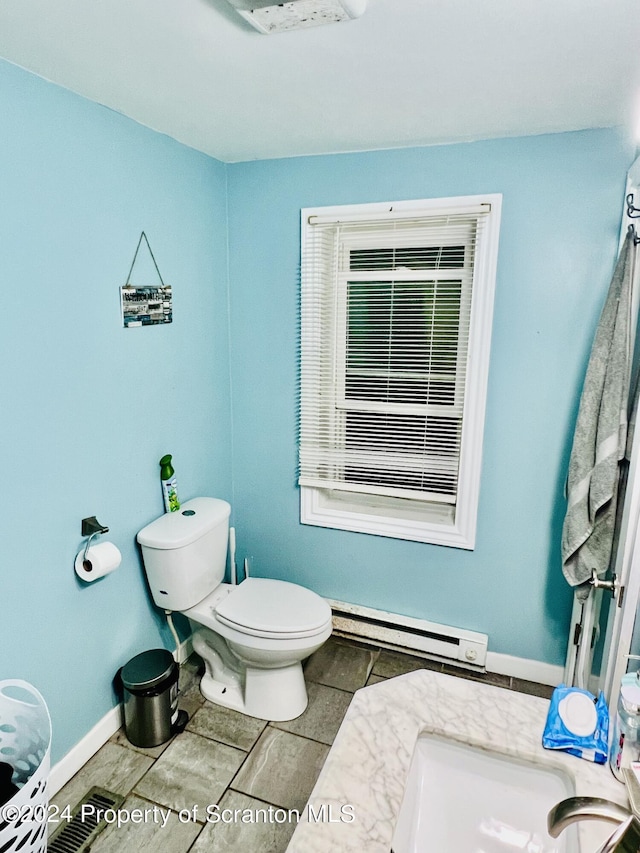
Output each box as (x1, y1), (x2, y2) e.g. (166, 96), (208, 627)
(299, 207), (490, 505)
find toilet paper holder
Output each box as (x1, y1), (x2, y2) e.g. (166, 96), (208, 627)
(81, 516), (109, 566)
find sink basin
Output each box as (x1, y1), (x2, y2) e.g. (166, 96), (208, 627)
(392, 734), (578, 852)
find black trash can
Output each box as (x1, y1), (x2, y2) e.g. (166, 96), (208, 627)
(121, 649), (179, 747)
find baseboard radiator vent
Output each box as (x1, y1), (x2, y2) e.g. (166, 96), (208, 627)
(328, 599), (488, 669)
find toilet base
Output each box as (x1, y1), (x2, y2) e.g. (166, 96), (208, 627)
(199, 662), (308, 721)
(198, 671), (246, 715)
(192, 628), (310, 721)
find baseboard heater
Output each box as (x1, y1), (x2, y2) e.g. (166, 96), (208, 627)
(328, 599), (488, 669)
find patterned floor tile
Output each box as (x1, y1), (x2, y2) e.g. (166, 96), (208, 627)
(50, 638), (557, 853)
(372, 649), (443, 679)
(52, 742), (154, 813)
(189, 789), (297, 853)
(272, 682), (352, 745)
(134, 731), (245, 816)
(304, 637), (379, 691)
(231, 727), (329, 813)
(187, 702), (267, 751)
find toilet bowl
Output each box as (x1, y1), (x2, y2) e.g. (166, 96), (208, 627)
(185, 578), (332, 719)
(137, 498), (332, 721)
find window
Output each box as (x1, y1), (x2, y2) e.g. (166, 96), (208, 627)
(299, 195), (501, 548)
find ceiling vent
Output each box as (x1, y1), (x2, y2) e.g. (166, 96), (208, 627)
(226, 0), (367, 34)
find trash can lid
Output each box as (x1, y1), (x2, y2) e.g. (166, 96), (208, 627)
(121, 649), (176, 691)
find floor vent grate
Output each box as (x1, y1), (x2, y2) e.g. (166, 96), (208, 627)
(48, 787), (125, 853)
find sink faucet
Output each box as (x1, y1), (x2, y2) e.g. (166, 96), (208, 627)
(548, 797), (640, 852)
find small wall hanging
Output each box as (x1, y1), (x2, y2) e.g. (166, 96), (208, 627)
(120, 232), (172, 327)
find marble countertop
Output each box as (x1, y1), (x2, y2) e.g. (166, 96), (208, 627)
(286, 669), (628, 852)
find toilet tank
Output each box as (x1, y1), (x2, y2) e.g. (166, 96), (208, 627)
(137, 497), (231, 612)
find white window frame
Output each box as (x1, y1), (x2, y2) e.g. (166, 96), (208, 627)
(299, 194), (502, 549)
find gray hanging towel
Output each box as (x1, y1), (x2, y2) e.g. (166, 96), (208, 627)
(562, 233), (634, 599)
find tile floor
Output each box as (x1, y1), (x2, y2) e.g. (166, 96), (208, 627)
(50, 636), (554, 852)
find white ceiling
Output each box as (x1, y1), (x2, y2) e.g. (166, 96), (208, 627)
(0, 0), (639, 163)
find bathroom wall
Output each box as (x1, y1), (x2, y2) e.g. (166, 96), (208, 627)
(1, 49), (635, 770)
(0, 58), (232, 763)
(226, 128), (636, 668)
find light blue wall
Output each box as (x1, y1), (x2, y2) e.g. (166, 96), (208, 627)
(226, 129), (636, 667)
(1, 51), (636, 768)
(0, 59), (232, 763)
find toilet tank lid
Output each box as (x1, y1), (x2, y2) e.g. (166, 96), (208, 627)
(137, 497), (230, 549)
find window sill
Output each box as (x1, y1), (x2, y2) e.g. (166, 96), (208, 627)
(300, 486), (475, 549)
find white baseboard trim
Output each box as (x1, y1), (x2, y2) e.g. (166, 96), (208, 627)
(50, 637), (194, 796)
(485, 651), (563, 687)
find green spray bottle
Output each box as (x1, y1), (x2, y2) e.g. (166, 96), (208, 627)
(159, 454), (180, 513)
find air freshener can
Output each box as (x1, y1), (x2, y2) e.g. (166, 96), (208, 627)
(159, 454), (180, 513)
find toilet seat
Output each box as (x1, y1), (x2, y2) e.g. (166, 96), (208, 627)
(214, 578), (332, 640)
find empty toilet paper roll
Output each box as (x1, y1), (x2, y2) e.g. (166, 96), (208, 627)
(75, 541), (122, 582)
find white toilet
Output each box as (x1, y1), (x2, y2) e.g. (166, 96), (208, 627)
(137, 497), (332, 721)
